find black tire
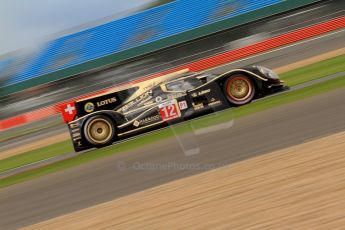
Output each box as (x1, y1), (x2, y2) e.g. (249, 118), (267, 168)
(83, 115), (115, 147)
(223, 74), (256, 106)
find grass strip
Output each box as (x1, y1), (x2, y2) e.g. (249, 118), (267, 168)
(280, 54), (345, 86)
(0, 141), (73, 173)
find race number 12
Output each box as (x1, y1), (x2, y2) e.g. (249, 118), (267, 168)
(159, 100), (181, 121)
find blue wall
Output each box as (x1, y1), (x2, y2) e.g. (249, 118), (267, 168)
(4, 0), (282, 86)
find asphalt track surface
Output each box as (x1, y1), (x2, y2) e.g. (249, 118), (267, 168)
(1, 6), (345, 230)
(1, 88), (345, 229)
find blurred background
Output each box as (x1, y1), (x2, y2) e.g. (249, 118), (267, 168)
(1, 0), (343, 132)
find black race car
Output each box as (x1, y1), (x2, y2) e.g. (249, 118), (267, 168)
(61, 66), (287, 152)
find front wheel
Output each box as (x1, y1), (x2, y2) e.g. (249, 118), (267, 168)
(83, 115), (115, 147)
(223, 74), (256, 106)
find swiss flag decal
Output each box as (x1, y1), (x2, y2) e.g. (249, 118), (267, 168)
(60, 102), (77, 123)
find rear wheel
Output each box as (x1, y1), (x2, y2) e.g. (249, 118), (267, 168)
(224, 74), (255, 106)
(84, 115), (115, 147)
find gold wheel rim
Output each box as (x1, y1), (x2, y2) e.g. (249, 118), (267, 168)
(87, 118), (113, 144)
(227, 77), (252, 101)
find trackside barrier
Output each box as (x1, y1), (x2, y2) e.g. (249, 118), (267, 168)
(1, 15), (345, 131)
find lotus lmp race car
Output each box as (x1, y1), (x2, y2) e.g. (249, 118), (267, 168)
(61, 66), (287, 152)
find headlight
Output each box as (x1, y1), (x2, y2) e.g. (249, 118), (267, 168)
(257, 66), (279, 80)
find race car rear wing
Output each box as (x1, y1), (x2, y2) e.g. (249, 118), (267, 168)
(60, 87), (137, 123)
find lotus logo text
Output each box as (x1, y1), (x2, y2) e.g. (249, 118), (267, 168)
(97, 97), (117, 107)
